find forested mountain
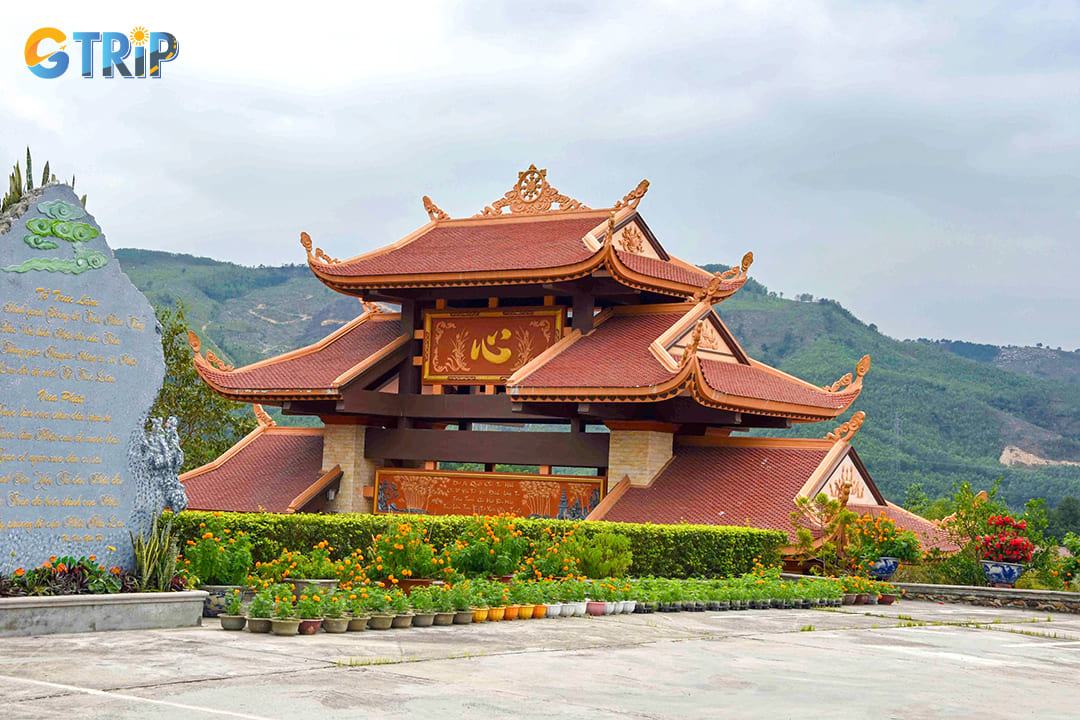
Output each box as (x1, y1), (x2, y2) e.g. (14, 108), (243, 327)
(116, 249), (1080, 510)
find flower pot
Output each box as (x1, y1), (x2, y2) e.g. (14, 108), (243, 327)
(200, 585), (246, 618)
(298, 618), (323, 635)
(573, 601), (588, 616)
(981, 560), (1026, 588)
(412, 612), (437, 627)
(518, 604), (535, 620)
(867, 594), (878, 606)
(879, 594), (897, 605)
(368, 614), (395, 630)
(562, 603), (577, 617)
(471, 607), (489, 623)
(434, 612), (456, 626)
(271, 618), (300, 636)
(452, 610), (474, 625)
(391, 613), (414, 629)
(504, 605), (520, 620)
(868, 557), (901, 581)
(545, 603), (561, 618)
(843, 594), (856, 605)
(398, 578), (443, 596)
(586, 601), (606, 616)
(602, 602), (615, 615)
(533, 604), (548, 619)
(219, 614), (247, 631)
(323, 617), (350, 634)
(285, 579), (339, 602)
(246, 616), (272, 633)
(854, 594), (869, 605)
(487, 606), (506, 622)
(347, 615), (370, 631)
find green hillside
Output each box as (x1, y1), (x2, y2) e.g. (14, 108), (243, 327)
(115, 249), (1080, 509)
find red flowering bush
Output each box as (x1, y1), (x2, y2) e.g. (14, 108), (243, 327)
(978, 515), (1034, 563)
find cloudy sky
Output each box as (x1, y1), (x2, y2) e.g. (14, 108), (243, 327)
(2, 1), (1078, 348)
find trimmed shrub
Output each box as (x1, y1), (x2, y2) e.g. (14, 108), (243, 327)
(168, 511), (785, 579)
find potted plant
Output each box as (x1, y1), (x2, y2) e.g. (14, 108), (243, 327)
(449, 516), (529, 581)
(510, 582), (535, 620)
(388, 587), (414, 628)
(564, 579), (588, 617)
(431, 585), (457, 626)
(850, 513), (922, 581)
(409, 587), (438, 627)
(978, 515), (1035, 587)
(219, 589), (246, 631)
(246, 586), (274, 633)
(366, 521), (451, 593)
(525, 582), (547, 618)
(295, 588), (324, 634)
(181, 516), (254, 617)
(447, 583), (475, 624)
(270, 592), (300, 636)
(364, 590), (396, 630)
(345, 591), (370, 631)
(283, 542), (341, 600)
(322, 590), (350, 633)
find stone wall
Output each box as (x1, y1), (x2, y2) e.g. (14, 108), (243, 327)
(321, 424), (376, 513)
(606, 429), (673, 488)
(896, 582), (1080, 615)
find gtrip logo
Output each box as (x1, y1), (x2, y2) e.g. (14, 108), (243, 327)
(26, 27), (179, 79)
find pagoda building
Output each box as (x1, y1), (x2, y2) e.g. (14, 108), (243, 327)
(181, 166), (946, 549)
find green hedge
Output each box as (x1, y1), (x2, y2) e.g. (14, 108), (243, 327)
(169, 511), (785, 579)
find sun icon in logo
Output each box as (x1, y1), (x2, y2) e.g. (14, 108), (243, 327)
(129, 26), (149, 46)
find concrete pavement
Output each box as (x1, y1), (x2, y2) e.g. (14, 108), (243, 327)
(1, 600), (1078, 719)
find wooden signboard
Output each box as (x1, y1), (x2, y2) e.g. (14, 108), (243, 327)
(374, 468), (604, 520)
(422, 307), (565, 384)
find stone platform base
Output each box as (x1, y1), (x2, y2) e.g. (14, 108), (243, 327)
(896, 582), (1080, 615)
(0, 590), (208, 637)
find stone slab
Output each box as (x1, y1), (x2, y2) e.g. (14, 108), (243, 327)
(0, 184), (165, 570)
(0, 590), (207, 637)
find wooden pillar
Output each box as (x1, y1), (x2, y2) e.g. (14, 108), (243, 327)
(572, 293), (595, 334)
(397, 299), (421, 395)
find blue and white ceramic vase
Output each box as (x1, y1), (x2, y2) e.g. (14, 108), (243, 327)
(868, 557), (901, 581)
(980, 560), (1026, 587)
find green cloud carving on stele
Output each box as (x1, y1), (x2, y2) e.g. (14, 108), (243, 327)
(2, 199), (107, 274)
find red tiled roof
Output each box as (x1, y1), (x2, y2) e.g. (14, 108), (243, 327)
(699, 360), (859, 411)
(323, 216), (602, 276)
(181, 428), (331, 513)
(512, 310), (684, 389)
(196, 314), (405, 394)
(616, 251), (714, 286)
(604, 444), (829, 532)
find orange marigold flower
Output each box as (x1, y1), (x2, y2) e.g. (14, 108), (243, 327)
(13, 568), (24, 577)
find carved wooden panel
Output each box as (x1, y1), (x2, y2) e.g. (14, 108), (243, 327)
(374, 468), (605, 519)
(422, 307), (565, 384)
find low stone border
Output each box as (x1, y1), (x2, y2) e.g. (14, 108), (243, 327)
(894, 582), (1080, 615)
(0, 590), (208, 637)
(782, 573), (1080, 615)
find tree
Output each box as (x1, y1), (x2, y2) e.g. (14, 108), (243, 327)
(1047, 496), (1080, 541)
(150, 301), (257, 473)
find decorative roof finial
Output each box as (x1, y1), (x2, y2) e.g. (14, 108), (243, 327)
(822, 355), (870, 392)
(475, 165), (589, 217)
(613, 179), (649, 212)
(187, 329), (233, 371)
(361, 300), (384, 314)
(253, 404), (276, 427)
(186, 330), (201, 356)
(300, 231), (339, 265)
(824, 410), (866, 443)
(423, 196), (449, 221)
(691, 251), (753, 303)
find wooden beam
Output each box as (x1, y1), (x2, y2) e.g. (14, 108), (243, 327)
(364, 428), (610, 467)
(338, 389), (564, 422)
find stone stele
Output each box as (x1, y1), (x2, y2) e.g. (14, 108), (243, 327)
(0, 184), (173, 572)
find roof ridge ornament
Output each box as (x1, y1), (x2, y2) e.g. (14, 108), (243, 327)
(300, 232), (339, 265)
(186, 329), (234, 372)
(361, 300), (384, 314)
(824, 410), (866, 443)
(612, 179), (649, 212)
(823, 354), (871, 392)
(690, 251), (754, 303)
(475, 165), (590, 217)
(423, 196), (449, 221)
(253, 404), (277, 427)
